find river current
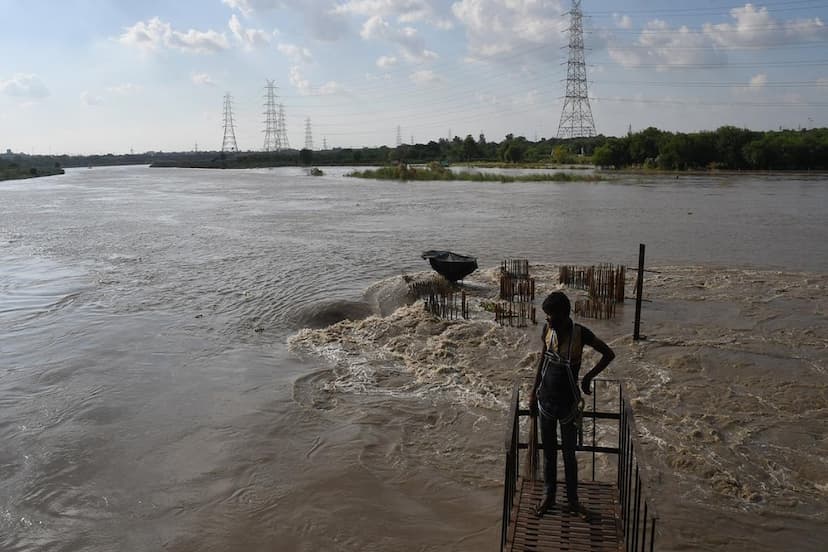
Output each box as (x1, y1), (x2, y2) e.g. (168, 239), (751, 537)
(1, 166), (826, 551)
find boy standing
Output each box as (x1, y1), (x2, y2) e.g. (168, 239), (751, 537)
(529, 291), (615, 518)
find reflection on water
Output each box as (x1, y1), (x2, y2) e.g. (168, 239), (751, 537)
(0, 166), (826, 551)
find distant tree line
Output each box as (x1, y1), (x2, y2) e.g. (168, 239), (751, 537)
(592, 126), (828, 170)
(5, 126), (828, 172)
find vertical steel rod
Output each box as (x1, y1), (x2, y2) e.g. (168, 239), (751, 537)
(641, 502), (648, 552)
(592, 381), (597, 481)
(634, 243), (645, 340)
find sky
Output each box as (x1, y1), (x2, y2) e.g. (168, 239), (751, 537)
(1, 0), (827, 154)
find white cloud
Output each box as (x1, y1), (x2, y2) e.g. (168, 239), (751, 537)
(749, 73), (768, 89)
(288, 65), (343, 95)
(608, 6), (827, 71)
(222, 0), (254, 16)
(318, 81), (345, 95)
(0, 73), (49, 99)
(222, 0), (349, 41)
(335, 0), (453, 30)
(289, 65), (311, 94)
(228, 14), (272, 48)
(105, 83), (139, 94)
(608, 19), (725, 69)
(703, 4), (826, 48)
(80, 91), (104, 106)
(118, 17), (229, 54)
(360, 15), (437, 62)
(191, 73), (216, 86)
(278, 43), (313, 63)
(376, 55), (398, 68)
(451, 0), (568, 63)
(409, 69), (440, 85)
(613, 13), (632, 30)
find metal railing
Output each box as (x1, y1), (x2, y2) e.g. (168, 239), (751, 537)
(501, 384), (521, 549)
(501, 379), (659, 551)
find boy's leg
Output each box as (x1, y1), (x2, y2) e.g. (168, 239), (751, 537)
(560, 418), (579, 506)
(536, 412), (558, 516)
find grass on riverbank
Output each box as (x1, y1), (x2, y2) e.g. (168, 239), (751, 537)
(0, 166), (64, 181)
(462, 161), (594, 170)
(347, 164), (603, 183)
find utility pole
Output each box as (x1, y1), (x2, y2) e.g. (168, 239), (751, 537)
(304, 117), (313, 150)
(557, 0), (596, 138)
(263, 80), (280, 151)
(221, 92), (239, 152)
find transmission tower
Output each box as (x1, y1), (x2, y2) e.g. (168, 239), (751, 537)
(304, 117), (313, 150)
(221, 93), (239, 152)
(322, 137), (328, 150)
(396, 125), (402, 147)
(557, 0), (596, 138)
(263, 80), (280, 151)
(277, 103), (289, 149)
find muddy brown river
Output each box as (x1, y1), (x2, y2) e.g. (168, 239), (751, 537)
(1, 166), (826, 551)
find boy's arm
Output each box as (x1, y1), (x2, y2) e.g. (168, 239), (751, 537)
(581, 334), (615, 395)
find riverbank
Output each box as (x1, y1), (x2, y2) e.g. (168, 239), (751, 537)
(608, 167), (828, 177)
(0, 166), (64, 181)
(347, 164), (604, 182)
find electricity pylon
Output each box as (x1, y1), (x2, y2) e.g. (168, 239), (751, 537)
(557, 0), (596, 138)
(221, 93), (239, 152)
(277, 103), (289, 149)
(304, 117), (313, 150)
(263, 80), (280, 151)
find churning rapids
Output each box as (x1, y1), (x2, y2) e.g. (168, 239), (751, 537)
(1, 166), (826, 552)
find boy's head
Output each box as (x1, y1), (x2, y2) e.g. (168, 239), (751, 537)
(542, 291), (571, 328)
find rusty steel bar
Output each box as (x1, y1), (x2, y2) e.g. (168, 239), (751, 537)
(634, 244), (645, 340)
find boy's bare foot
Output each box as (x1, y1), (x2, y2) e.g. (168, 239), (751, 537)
(535, 495), (555, 518)
(565, 502), (593, 522)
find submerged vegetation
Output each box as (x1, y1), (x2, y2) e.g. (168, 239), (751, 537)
(347, 163), (603, 183)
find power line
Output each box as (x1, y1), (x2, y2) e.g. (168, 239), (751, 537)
(590, 96), (828, 107)
(586, 0), (826, 17)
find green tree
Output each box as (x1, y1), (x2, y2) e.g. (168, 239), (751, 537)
(462, 134), (479, 160)
(299, 148), (313, 165)
(592, 138), (630, 168)
(551, 145), (573, 164)
(714, 126), (755, 169)
(628, 127), (665, 165)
